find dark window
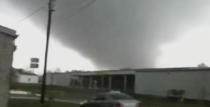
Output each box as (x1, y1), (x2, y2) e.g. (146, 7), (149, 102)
(28, 78), (31, 82)
(93, 95), (106, 101)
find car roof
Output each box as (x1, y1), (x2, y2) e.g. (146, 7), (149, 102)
(97, 91), (121, 96)
(109, 91), (121, 94)
(97, 91), (128, 96)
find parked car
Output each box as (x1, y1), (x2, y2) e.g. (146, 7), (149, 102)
(80, 91), (142, 107)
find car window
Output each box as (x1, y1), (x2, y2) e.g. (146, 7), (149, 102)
(93, 94), (107, 101)
(110, 93), (134, 100)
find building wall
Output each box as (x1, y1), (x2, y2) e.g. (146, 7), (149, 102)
(46, 73), (81, 87)
(0, 29), (16, 107)
(46, 73), (70, 87)
(135, 70), (210, 101)
(17, 74), (39, 84)
(205, 72), (210, 100)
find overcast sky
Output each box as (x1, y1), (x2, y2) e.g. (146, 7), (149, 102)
(1, 0), (210, 74)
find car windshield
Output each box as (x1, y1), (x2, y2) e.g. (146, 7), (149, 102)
(110, 93), (133, 100)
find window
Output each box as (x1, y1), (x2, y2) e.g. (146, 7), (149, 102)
(28, 78), (31, 82)
(93, 95), (106, 101)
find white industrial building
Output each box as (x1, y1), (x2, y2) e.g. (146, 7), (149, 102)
(17, 74), (39, 84)
(11, 68), (39, 84)
(134, 68), (210, 101)
(16, 71), (39, 84)
(47, 67), (210, 101)
(0, 25), (17, 107)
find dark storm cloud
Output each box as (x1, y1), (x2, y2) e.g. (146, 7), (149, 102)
(7, 0), (210, 69)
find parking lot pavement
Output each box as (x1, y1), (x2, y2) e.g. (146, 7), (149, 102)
(10, 96), (82, 104)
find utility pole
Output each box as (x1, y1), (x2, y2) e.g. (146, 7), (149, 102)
(40, 0), (55, 104)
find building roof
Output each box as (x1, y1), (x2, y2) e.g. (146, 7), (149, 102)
(0, 25), (18, 39)
(67, 67), (210, 76)
(48, 67), (210, 77)
(90, 67), (210, 72)
(69, 70), (135, 76)
(13, 68), (37, 76)
(18, 71), (37, 76)
(135, 67), (210, 72)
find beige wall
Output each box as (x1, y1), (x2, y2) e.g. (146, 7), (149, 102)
(46, 73), (71, 87)
(0, 33), (16, 107)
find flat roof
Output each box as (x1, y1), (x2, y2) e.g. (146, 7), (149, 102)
(68, 67), (210, 76)
(13, 68), (38, 76)
(0, 25), (17, 38)
(68, 70), (135, 76)
(135, 67), (210, 72)
(49, 67), (210, 76)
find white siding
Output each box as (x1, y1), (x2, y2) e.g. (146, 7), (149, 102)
(135, 71), (210, 101)
(46, 73), (70, 87)
(17, 75), (39, 84)
(46, 73), (81, 87)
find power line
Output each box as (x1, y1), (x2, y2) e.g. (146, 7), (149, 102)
(60, 0), (96, 20)
(16, 0), (96, 24)
(78, 0), (96, 12)
(16, 4), (47, 24)
(71, 0), (96, 18)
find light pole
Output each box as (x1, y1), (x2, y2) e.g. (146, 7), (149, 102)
(40, 0), (55, 104)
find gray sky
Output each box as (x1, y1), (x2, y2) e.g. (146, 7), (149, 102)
(2, 0), (210, 73)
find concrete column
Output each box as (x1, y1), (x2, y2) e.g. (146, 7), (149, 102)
(101, 76), (104, 89)
(93, 79), (97, 89)
(51, 73), (54, 86)
(108, 76), (112, 89)
(123, 75), (127, 91)
(80, 77), (83, 88)
(89, 76), (93, 89)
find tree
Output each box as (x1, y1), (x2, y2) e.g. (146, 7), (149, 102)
(198, 63), (208, 68)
